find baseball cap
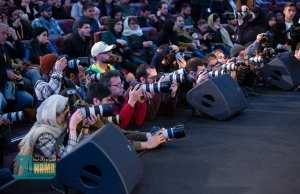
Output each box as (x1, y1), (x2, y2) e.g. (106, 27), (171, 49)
(91, 41), (116, 57)
(39, 3), (52, 12)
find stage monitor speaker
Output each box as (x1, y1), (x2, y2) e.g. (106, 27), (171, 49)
(56, 124), (143, 194)
(186, 74), (247, 120)
(260, 56), (300, 90)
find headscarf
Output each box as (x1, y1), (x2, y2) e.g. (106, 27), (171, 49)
(266, 12), (276, 31)
(207, 13), (233, 47)
(248, 6), (266, 27)
(14, 95), (69, 175)
(122, 17), (143, 37)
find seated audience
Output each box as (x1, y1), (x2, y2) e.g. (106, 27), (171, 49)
(118, 0), (136, 17)
(104, 6), (123, 30)
(97, 0), (114, 18)
(50, 0), (73, 20)
(31, 3), (65, 36)
(161, 0), (176, 14)
(156, 19), (179, 47)
(72, 3), (100, 39)
(0, 23), (33, 112)
(207, 13), (233, 55)
(225, 18), (237, 43)
(20, 0), (35, 21)
(155, 2), (173, 30)
(24, 27), (56, 65)
(273, 8), (284, 23)
(137, 5), (160, 32)
(190, 19), (212, 54)
(179, 3), (194, 25)
(71, 0), (87, 19)
(8, 6), (33, 40)
(123, 17), (157, 64)
(265, 13), (277, 32)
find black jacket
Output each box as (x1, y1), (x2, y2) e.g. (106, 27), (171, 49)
(238, 25), (265, 46)
(10, 21), (34, 40)
(137, 16), (160, 32)
(59, 32), (91, 58)
(26, 39), (53, 64)
(0, 40), (25, 83)
(52, 6), (73, 20)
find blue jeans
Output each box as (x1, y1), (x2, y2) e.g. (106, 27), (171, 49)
(0, 168), (12, 186)
(22, 69), (41, 88)
(0, 86), (33, 112)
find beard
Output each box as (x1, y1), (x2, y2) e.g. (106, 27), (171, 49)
(101, 55), (114, 64)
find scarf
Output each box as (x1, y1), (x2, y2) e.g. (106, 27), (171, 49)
(14, 95), (69, 175)
(208, 14), (233, 47)
(122, 17), (143, 37)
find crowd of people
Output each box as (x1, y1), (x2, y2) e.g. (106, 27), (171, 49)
(1, 0), (300, 188)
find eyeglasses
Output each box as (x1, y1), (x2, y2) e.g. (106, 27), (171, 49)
(109, 81), (124, 87)
(12, 11), (23, 17)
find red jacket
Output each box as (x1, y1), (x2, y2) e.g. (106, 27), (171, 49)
(110, 95), (146, 129)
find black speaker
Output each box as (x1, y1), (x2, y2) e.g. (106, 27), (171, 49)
(260, 56), (300, 90)
(186, 74), (247, 120)
(56, 124), (143, 194)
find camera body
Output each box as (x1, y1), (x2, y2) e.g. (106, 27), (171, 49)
(58, 54), (90, 69)
(175, 51), (193, 61)
(13, 69), (24, 91)
(260, 31), (272, 44)
(151, 124), (186, 139)
(226, 9), (255, 20)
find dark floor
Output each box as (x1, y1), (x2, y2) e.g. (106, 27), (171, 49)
(1, 84), (300, 194)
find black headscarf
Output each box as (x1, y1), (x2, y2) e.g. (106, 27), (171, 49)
(265, 12), (277, 32)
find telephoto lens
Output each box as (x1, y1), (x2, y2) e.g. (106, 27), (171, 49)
(151, 124), (186, 139)
(249, 56), (263, 63)
(2, 111), (24, 122)
(79, 102), (114, 118)
(106, 115), (122, 125)
(139, 82), (172, 93)
(221, 64), (239, 71)
(164, 73), (186, 83)
(89, 73), (101, 82)
(208, 69), (227, 79)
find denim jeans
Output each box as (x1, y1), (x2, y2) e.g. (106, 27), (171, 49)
(0, 85), (33, 112)
(22, 69), (41, 88)
(0, 168), (12, 186)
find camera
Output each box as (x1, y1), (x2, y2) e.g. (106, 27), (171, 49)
(151, 124), (186, 139)
(160, 68), (187, 83)
(226, 9), (255, 20)
(106, 115), (122, 125)
(86, 72), (101, 82)
(13, 69), (24, 91)
(2, 111), (24, 122)
(58, 54), (90, 69)
(208, 69), (227, 79)
(249, 56), (264, 63)
(221, 63), (239, 71)
(175, 51), (193, 61)
(260, 31), (272, 44)
(131, 81), (172, 93)
(66, 89), (114, 118)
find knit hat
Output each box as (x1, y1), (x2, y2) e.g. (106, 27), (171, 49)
(230, 44), (245, 57)
(40, 54), (58, 75)
(33, 27), (48, 38)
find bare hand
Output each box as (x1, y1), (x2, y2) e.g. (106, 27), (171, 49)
(176, 57), (186, 69)
(124, 72), (135, 84)
(128, 84), (143, 107)
(86, 114), (99, 126)
(117, 39), (127, 46)
(77, 65), (86, 79)
(170, 81), (178, 97)
(256, 33), (264, 43)
(69, 109), (83, 129)
(6, 70), (18, 80)
(169, 45), (179, 53)
(146, 129), (167, 149)
(196, 71), (209, 85)
(55, 57), (67, 71)
(8, 27), (18, 40)
(282, 43), (291, 51)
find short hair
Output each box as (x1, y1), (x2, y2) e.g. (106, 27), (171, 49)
(296, 42), (300, 50)
(156, 2), (167, 11)
(175, 15), (183, 22)
(212, 49), (226, 58)
(284, 2), (296, 9)
(136, 64), (155, 81)
(186, 57), (205, 73)
(7, 6), (19, 17)
(203, 53), (217, 63)
(181, 3), (191, 10)
(128, 17), (138, 25)
(82, 2), (95, 12)
(141, 4), (151, 12)
(197, 19), (207, 26)
(98, 70), (121, 86)
(76, 20), (90, 30)
(85, 83), (111, 104)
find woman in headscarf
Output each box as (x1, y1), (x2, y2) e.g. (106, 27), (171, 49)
(237, 5), (266, 46)
(14, 94), (98, 176)
(123, 17), (158, 64)
(207, 13), (233, 55)
(265, 12), (277, 32)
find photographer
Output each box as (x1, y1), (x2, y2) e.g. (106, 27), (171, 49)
(271, 2), (298, 52)
(14, 94), (96, 176)
(150, 44), (179, 73)
(99, 70), (146, 129)
(0, 23), (33, 112)
(34, 54), (77, 107)
(136, 64), (178, 121)
(236, 5), (266, 46)
(85, 83), (166, 151)
(185, 57), (208, 86)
